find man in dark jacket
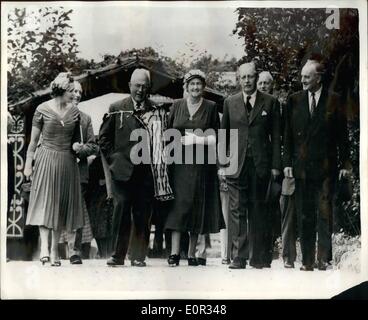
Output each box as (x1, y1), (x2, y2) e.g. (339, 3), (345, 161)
(99, 69), (156, 267)
(219, 62), (281, 269)
(283, 59), (351, 271)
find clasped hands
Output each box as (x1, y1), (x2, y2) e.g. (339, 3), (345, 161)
(180, 132), (200, 145)
(72, 142), (84, 153)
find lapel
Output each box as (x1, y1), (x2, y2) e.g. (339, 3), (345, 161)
(116, 97), (135, 131)
(249, 90), (264, 125)
(301, 91), (310, 124)
(234, 92), (248, 124)
(124, 97), (135, 112)
(125, 97), (155, 130)
(304, 88), (327, 142)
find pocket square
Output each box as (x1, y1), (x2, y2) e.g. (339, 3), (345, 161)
(261, 110), (268, 116)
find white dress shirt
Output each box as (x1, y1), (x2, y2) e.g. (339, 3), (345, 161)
(131, 97), (145, 110)
(242, 90), (257, 109)
(308, 86), (322, 113)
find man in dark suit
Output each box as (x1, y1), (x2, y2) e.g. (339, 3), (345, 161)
(283, 59), (351, 271)
(99, 69), (155, 267)
(257, 70), (282, 268)
(219, 62), (281, 269)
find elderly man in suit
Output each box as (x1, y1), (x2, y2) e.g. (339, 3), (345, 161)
(219, 62), (281, 269)
(99, 68), (172, 267)
(257, 71), (274, 95)
(256, 70), (282, 268)
(283, 59), (351, 271)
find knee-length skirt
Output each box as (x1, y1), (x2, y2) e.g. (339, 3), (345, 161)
(26, 146), (84, 232)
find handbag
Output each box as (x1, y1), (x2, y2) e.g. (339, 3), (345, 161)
(20, 181), (32, 202)
(90, 189), (114, 239)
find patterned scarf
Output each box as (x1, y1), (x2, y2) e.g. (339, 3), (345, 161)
(135, 106), (174, 201)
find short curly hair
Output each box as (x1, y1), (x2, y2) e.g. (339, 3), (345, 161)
(50, 72), (74, 97)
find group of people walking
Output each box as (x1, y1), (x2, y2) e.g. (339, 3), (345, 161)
(23, 57), (350, 272)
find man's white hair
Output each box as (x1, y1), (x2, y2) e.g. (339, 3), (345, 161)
(238, 61), (257, 75)
(303, 59), (324, 75)
(258, 71), (273, 82)
(130, 68), (151, 84)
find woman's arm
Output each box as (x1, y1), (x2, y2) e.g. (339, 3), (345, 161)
(24, 126), (41, 177)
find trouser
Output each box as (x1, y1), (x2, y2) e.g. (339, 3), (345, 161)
(196, 234), (207, 259)
(295, 177), (333, 266)
(263, 180), (282, 265)
(152, 200), (171, 254)
(111, 165), (153, 262)
(67, 183), (89, 257)
(220, 190), (231, 261)
(227, 157), (269, 265)
(280, 194), (297, 263)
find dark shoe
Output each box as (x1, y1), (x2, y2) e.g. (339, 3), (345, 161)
(229, 258), (246, 269)
(168, 254), (180, 267)
(106, 256), (124, 267)
(222, 259), (231, 265)
(197, 258), (206, 266)
(51, 260), (61, 267)
(70, 255), (82, 265)
(188, 257), (198, 266)
(284, 261), (295, 269)
(40, 256), (50, 266)
(300, 265), (314, 271)
(250, 263), (263, 269)
(131, 260), (146, 267)
(317, 261), (329, 271)
(263, 263), (271, 268)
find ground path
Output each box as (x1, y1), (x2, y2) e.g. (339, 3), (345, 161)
(2, 257), (362, 299)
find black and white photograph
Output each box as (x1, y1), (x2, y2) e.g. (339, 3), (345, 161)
(1, 0), (367, 300)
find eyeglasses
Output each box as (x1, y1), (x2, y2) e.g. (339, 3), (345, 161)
(132, 83), (149, 90)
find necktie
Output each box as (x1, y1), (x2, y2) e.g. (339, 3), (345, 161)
(310, 92), (316, 118)
(245, 95), (252, 115)
(135, 102), (144, 117)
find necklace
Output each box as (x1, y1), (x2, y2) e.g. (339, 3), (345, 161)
(187, 98), (203, 120)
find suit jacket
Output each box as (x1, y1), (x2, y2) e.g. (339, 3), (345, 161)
(98, 96), (154, 182)
(77, 111), (99, 184)
(220, 90), (281, 179)
(283, 88), (351, 180)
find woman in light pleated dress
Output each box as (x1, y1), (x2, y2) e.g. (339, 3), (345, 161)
(24, 73), (84, 266)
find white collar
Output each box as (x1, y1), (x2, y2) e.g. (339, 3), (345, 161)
(308, 85), (322, 105)
(131, 97), (145, 110)
(242, 90), (257, 107)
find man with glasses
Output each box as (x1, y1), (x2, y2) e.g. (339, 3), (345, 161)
(99, 69), (161, 267)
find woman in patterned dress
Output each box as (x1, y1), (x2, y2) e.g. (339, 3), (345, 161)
(24, 73), (84, 266)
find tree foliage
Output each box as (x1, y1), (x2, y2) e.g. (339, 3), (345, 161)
(188, 53), (239, 95)
(98, 46), (238, 95)
(233, 8), (359, 91)
(7, 7), (80, 104)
